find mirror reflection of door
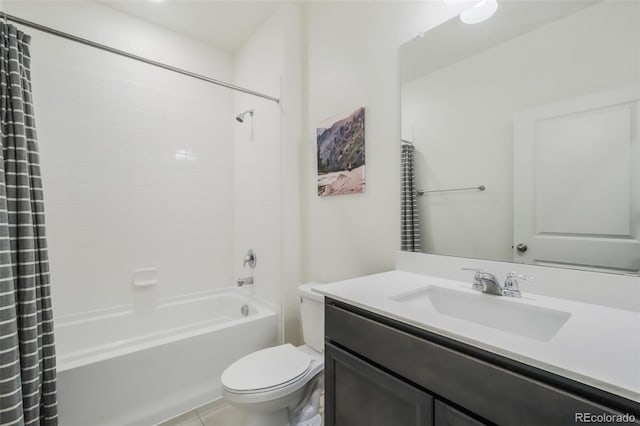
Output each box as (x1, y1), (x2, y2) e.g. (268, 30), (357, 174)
(399, 0), (640, 275)
(513, 87), (640, 273)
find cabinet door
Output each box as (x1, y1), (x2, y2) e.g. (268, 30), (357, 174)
(325, 343), (433, 426)
(434, 400), (487, 426)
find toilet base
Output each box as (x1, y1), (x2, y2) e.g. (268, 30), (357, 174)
(296, 413), (322, 426)
(244, 411), (322, 426)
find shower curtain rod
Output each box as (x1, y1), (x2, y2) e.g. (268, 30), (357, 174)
(2, 12), (281, 104)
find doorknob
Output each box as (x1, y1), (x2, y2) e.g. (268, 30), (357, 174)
(516, 243), (528, 253)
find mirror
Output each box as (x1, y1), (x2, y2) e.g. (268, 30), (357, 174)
(400, 0), (640, 275)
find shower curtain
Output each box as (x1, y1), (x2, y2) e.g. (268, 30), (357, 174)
(0, 23), (58, 425)
(401, 142), (421, 252)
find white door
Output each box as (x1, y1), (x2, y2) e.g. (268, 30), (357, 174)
(513, 86), (640, 274)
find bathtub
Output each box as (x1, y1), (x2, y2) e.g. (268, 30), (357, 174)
(54, 288), (278, 426)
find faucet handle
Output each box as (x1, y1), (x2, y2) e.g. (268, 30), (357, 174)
(461, 267), (485, 277)
(506, 272), (535, 282)
(243, 249), (257, 269)
(503, 272), (534, 297)
(461, 268), (485, 291)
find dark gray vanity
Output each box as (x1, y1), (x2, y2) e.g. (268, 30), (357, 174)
(324, 298), (640, 426)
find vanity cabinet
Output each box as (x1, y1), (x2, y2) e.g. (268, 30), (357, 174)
(434, 400), (486, 426)
(325, 343), (433, 426)
(324, 299), (640, 426)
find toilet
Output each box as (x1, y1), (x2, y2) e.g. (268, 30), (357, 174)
(221, 283), (325, 426)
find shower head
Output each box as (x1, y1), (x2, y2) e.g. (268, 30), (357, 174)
(235, 108), (254, 123)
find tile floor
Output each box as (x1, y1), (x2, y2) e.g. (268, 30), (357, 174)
(159, 400), (243, 426)
(160, 396), (324, 426)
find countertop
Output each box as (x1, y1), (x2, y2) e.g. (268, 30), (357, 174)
(314, 270), (640, 403)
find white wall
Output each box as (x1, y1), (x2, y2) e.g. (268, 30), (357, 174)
(279, 5), (303, 344)
(302, 2), (459, 283)
(3, 1), (235, 317)
(401, 1), (639, 262)
(233, 4), (302, 343)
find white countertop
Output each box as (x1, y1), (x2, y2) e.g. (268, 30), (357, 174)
(314, 270), (640, 403)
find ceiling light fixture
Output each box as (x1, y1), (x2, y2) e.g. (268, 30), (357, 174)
(460, 0), (499, 24)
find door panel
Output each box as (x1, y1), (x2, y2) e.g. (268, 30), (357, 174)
(513, 86), (640, 273)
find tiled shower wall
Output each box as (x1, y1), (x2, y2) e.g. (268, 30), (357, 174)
(4, 1), (235, 316)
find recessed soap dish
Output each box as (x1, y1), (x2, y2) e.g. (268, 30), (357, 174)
(133, 268), (159, 287)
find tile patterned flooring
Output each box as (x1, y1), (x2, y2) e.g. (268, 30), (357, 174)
(159, 400), (243, 426)
(160, 396), (324, 426)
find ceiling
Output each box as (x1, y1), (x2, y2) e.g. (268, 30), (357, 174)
(400, 0), (599, 83)
(102, 1), (280, 53)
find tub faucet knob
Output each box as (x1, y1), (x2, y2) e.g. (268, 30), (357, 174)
(243, 249), (256, 269)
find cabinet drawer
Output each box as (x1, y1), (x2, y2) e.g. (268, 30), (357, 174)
(326, 302), (639, 426)
(325, 342), (433, 426)
(435, 400), (488, 426)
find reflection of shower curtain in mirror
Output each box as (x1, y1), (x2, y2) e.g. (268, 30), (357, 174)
(0, 23), (58, 425)
(401, 142), (421, 252)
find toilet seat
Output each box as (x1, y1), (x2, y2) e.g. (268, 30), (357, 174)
(222, 344), (324, 405)
(222, 344), (315, 393)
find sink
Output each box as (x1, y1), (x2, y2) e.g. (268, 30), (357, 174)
(392, 286), (571, 342)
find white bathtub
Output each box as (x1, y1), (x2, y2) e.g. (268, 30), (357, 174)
(54, 288), (278, 426)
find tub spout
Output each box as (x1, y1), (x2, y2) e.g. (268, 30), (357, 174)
(237, 276), (254, 287)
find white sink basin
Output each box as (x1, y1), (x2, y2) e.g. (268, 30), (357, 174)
(392, 286), (571, 342)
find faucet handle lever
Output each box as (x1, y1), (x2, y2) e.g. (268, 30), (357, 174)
(461, 268), (485, 291)
(461, 267), (484, 278)
(503, 272), (534, 297)
(505, 272), (535, 282)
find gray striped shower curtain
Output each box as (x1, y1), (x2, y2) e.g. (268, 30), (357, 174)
(401, 143), (421, 252)
(0, 23), (58, 425)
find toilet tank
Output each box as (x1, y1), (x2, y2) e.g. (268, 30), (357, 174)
(298, 283), (325, 353)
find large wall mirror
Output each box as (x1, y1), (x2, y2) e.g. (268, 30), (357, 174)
(400, 0), (640, 275)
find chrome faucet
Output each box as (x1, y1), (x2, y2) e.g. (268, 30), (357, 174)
(237, 276), (254, 287)
(238, 249), (256, 287)
(462, 268), (533, 298)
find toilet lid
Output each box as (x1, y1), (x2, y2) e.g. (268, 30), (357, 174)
(222, 344), (312, 392)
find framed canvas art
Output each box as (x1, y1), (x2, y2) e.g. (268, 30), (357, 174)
(316, 106), (365, 196)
